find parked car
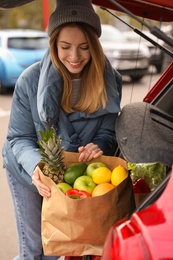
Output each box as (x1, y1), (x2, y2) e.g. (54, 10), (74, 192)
(100, 24), (150, 81)
(0, 29), (49, 93)
(101, 58), (173, 259)
(97, 2), (173, 260)
(102, 167), (172, 260)
(124, 29), (164, 73)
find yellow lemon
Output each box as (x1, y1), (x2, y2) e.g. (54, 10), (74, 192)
(92, 166), (112, 184)
(92, 183), (115, 197)
(111, 165), (128, 186)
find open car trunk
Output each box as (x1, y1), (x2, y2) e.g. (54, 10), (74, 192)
(93, 0), (173, 21)
(1, 0), (173, 21)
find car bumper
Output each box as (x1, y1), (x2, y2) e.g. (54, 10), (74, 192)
(117, 68), (149, 77)
(110, 58), (149, 77)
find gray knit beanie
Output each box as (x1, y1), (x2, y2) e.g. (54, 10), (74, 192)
(48, 0), (101, 37)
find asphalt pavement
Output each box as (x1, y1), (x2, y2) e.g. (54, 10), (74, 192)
(0, 98), (18, 260)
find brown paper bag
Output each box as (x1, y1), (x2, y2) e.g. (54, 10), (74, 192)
(39, 152), (136, 256)
(135, 193), (150, 208)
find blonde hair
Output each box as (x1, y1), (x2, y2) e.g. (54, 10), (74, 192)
(49, 23), (107, 114)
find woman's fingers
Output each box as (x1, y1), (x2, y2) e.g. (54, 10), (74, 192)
(32, 169), (51, 198)
(78, 143), (103, 162)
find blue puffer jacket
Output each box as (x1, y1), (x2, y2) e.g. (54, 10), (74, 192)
(2, 50), (122, 191)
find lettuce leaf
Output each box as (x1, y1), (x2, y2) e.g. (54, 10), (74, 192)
(128, 162), (167, 191)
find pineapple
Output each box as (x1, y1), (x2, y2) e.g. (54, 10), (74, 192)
(37, 127), (66, 184)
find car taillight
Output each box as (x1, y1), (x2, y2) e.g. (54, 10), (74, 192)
(102, 219), (151, 260)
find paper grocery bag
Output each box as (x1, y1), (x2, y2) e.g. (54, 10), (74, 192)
(135, 193), (150, 208)
(39, 152), (136, 256)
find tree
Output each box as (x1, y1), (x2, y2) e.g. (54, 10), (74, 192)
(0, 0), (55, 31)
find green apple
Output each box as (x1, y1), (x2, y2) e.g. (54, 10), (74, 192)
(57, 182), (72, 193)
(73, 176), (96, 195)
(86, 162), (107, 178)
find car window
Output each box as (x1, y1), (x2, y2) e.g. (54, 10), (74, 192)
(100, 26), (127, 43)
(151, 78), (173, 117)
(7, 37), (49, 49)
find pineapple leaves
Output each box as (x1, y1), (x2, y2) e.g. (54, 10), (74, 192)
(37, 127), (66, 183)
(38, 127), (56, 142)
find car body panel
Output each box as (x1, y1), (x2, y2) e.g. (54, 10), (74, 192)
(9, 48), (47, 67)
(143, 61), (173, 115)
(93, 0), (173, 22)
(102, 167), (173, 260)
(1, 0), (173, 20)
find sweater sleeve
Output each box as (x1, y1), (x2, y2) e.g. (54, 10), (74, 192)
(91, 113), (118, 156)
(7, 70), (41, 177)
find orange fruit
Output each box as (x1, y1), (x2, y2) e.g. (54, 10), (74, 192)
(111, 165), (128, 186)
(92, 167), (112, 184)
(92, 183), (115, 197)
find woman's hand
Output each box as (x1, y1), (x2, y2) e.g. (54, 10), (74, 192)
(78, 143), (103, 162)
(32, 166), (51, 198)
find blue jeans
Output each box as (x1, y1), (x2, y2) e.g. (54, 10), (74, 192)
(6, 170), (59, 260)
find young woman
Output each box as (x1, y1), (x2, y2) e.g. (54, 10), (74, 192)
(2, 0), (122, 259)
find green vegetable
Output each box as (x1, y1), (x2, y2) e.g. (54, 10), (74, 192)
(128, 162), (167, 191)
(64, 162), (87, 185)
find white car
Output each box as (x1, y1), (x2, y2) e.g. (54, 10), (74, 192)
(124, 29), (165, 73)
(100, 24), (150, 81)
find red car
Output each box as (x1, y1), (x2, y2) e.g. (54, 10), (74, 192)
(102, 167), (172, 260)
